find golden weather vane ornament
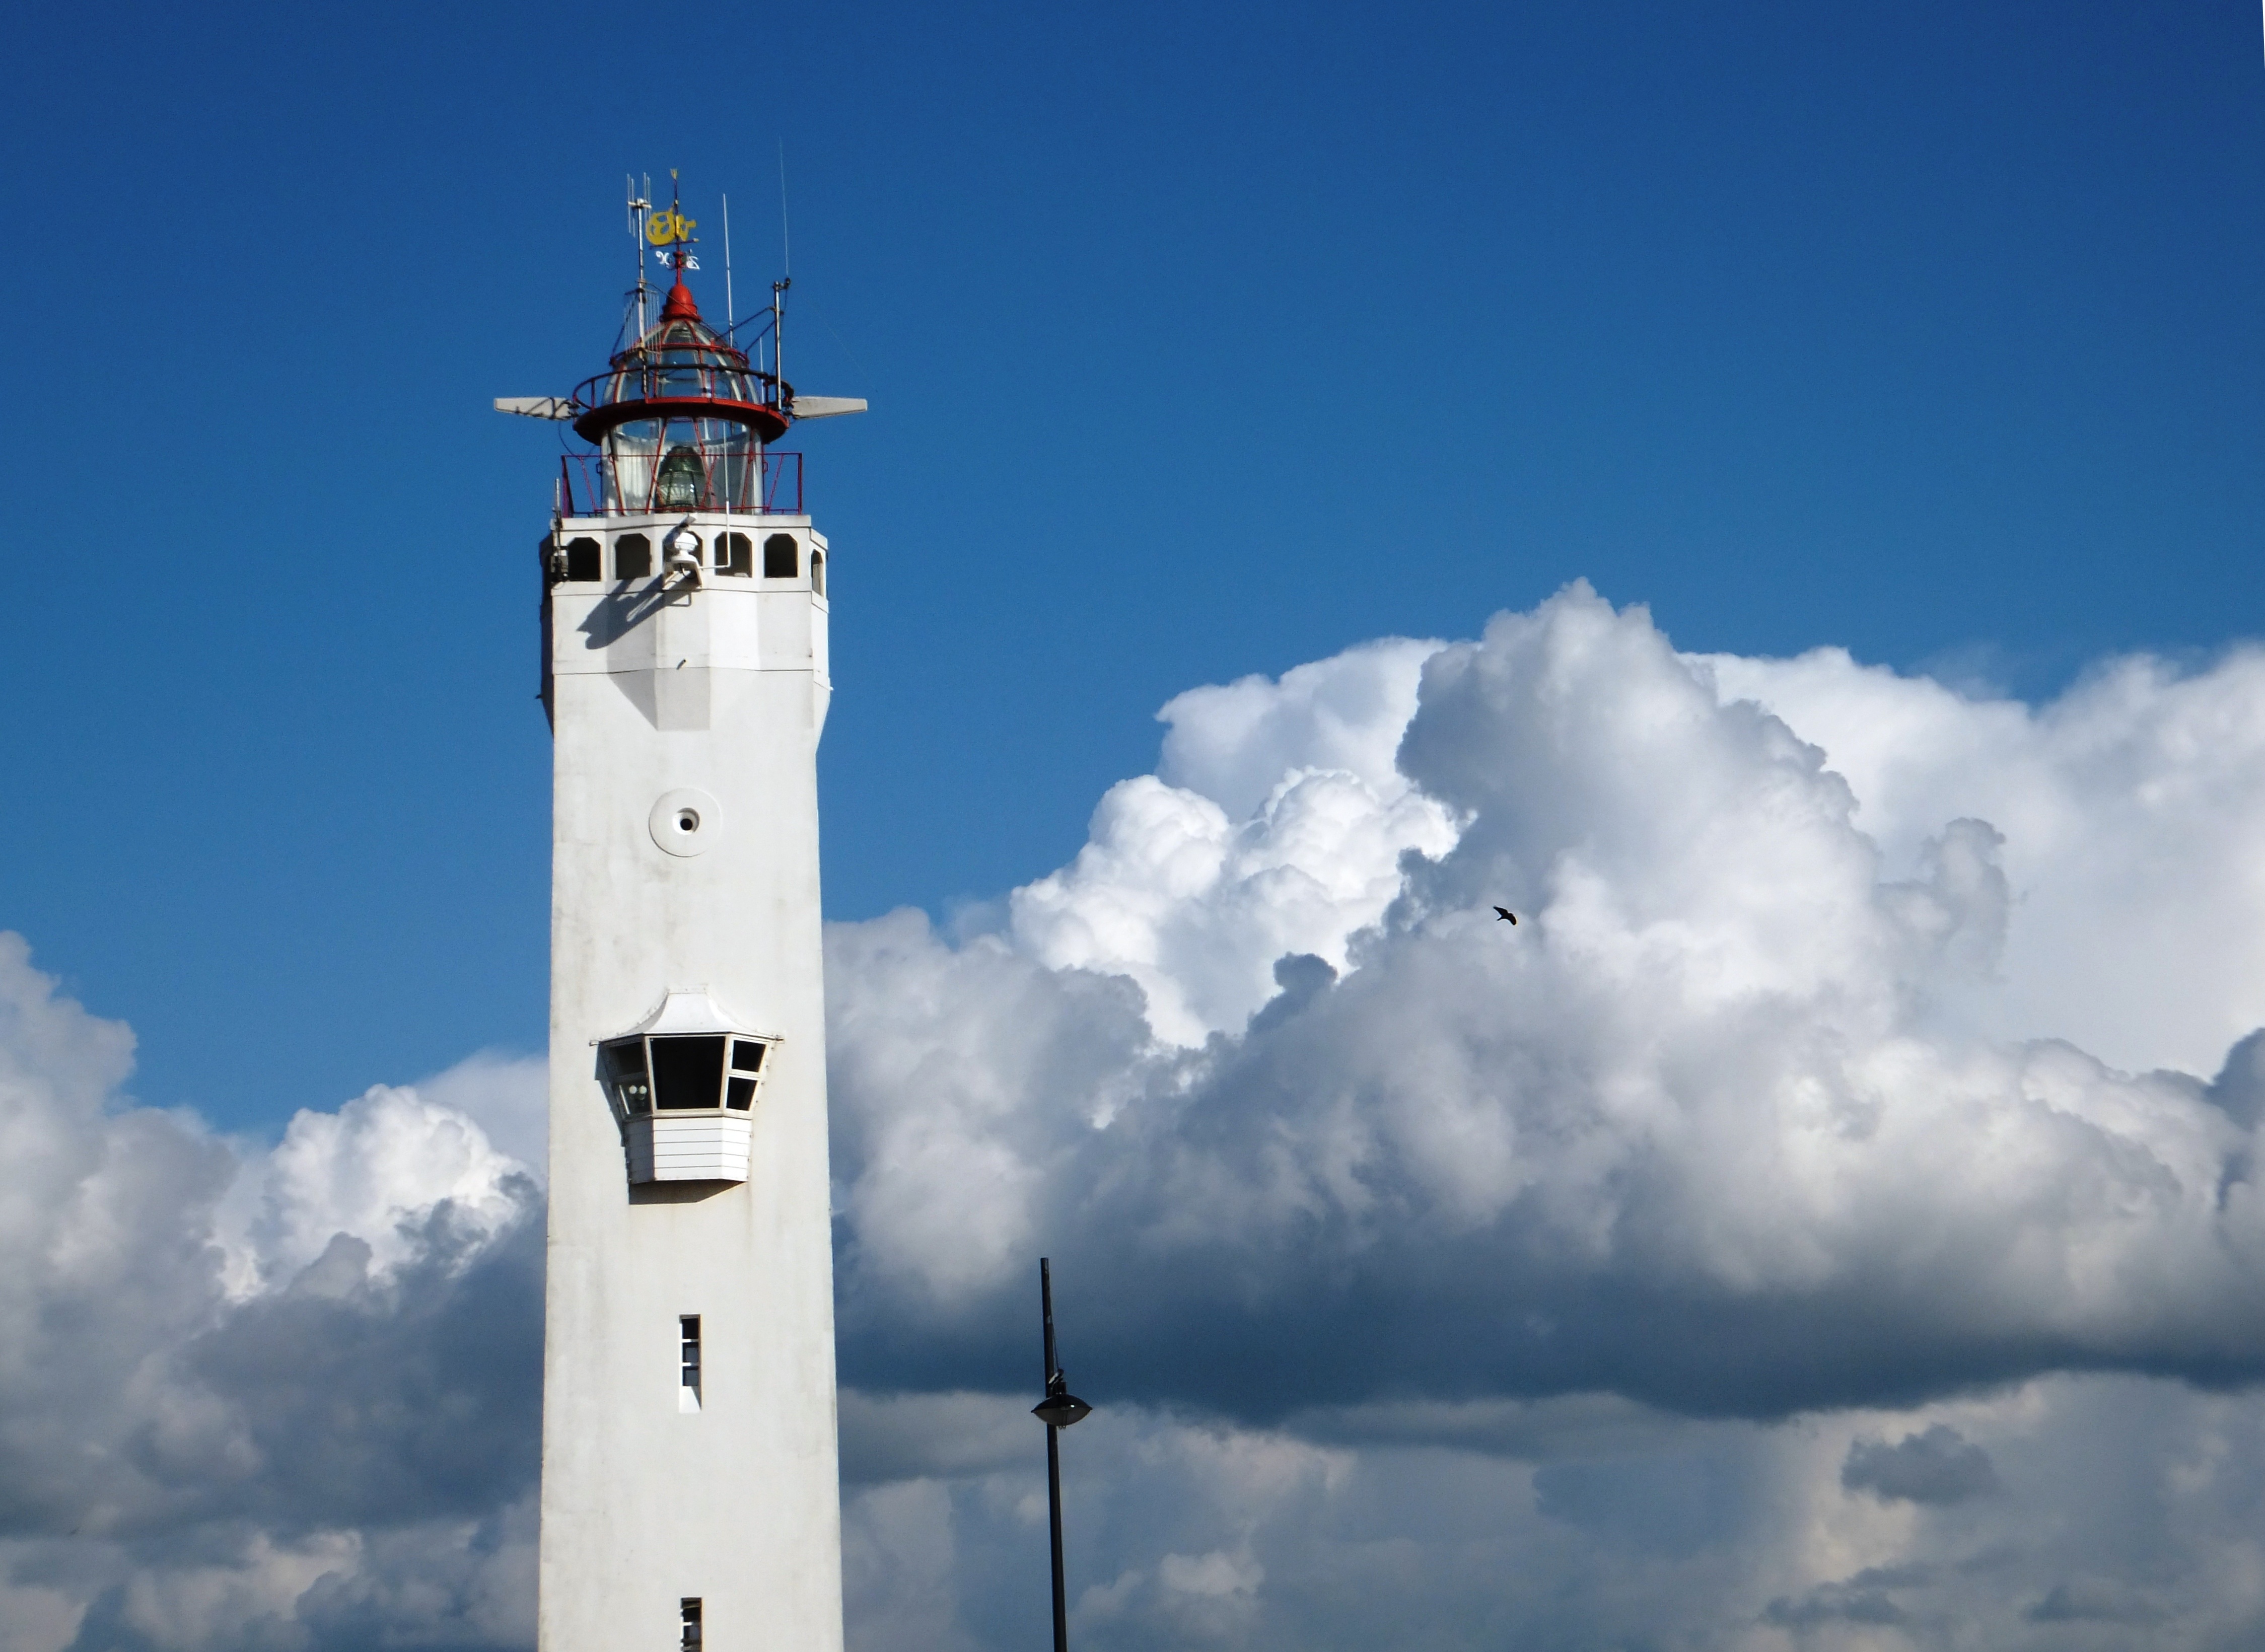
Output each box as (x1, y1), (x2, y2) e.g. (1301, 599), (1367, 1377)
(646, 208), (698, 247)
(648, 170), (700, 269)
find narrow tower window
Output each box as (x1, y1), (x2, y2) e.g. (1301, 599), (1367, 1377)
(562, 537), (602, 582)
(719, 532), (753, 576)
(680, 1598), (703, 1651)
(763, 533), (798, 578)
(615, 534), (653, 579)
(679, 1316), (702, 1412)
(811, 550), (825, 595)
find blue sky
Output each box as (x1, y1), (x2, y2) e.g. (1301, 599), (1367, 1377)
(3, 0), (2262, 1131)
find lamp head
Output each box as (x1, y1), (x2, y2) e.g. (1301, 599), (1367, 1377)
(1032, 1392), (1092, 1429)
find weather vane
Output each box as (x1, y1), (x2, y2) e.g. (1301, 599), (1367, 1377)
(647, 171), (699, 271)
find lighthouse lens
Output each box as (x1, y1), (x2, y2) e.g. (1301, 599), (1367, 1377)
(655, 444), (705, 509)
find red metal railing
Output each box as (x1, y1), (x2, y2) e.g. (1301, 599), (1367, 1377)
(557, 451), (804, 517)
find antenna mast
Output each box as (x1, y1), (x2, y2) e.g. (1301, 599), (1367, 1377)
(723, 192), (734, 335)
(777, 140), (792, 281)
(627, 173), (653, 338)
(774, 142), (792, 405)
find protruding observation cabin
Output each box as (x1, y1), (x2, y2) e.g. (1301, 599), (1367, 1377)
(597, 990), (780, 1183)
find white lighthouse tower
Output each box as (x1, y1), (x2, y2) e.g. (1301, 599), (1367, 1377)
(499, 187), (864, 1652)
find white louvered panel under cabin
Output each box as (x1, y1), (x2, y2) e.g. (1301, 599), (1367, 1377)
(625, 1115), (754, 1183)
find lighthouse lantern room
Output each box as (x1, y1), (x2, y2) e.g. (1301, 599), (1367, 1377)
(498, 175), (862, 1652)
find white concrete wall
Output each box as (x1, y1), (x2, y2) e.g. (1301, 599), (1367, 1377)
(538, 512), (842, 1652)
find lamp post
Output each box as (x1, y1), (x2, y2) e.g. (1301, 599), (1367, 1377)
(1031, 1258), (1092, 1652)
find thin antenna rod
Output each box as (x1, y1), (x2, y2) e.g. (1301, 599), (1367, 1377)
(777, 140), (791, 279)
(628, 173), (653, 339)
(722, 193), (734, 334)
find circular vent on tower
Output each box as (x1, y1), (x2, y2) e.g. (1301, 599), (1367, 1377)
(649, 788), (723, 857)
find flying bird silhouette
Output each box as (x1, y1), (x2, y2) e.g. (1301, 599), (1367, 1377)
(1493, 907), (1517, 924)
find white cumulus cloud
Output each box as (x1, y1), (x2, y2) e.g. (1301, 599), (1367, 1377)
(0, 933), (541, 1652)
(830, 585), (2265, 1423)
(214, 1077), (534, 1297)
(1701, 642), (2265, 1075)
(1011, 638), (1460, 1043)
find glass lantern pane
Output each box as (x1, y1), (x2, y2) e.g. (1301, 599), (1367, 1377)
(729, 1040), (764, 1072)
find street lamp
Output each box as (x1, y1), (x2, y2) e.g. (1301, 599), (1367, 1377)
(1033, 1257), (1092, 1652)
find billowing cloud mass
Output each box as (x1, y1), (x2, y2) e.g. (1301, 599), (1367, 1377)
(0, 933), (544, 1652)
(1009, 637), (1460, 1043)
(9, 583), (2265, 1648)
(831, 585), (2265, 1419)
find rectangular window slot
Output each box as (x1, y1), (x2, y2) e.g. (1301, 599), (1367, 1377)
(681, 1598), (702, 1651)
(679, 1316), (701, 1412)
(615, 533), (653, 580)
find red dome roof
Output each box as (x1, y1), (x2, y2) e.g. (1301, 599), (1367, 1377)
(572, 278), (789, 445)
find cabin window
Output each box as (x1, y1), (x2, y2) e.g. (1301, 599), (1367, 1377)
(563, 537), (602, 582)
(679, 1316), (702, 1412)
(597, 1014), (776, 1124)
(651, 1036), (728, 1110)
(615, 534), (653, 579)
(601, 1040), (652, 1115)
(680, 1599), (702, 1652)
(726, 1039), (764, 1110)
(811, 550), (825, 595)
(763, 533), (798, 578)
(719, 532), (753, 576)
